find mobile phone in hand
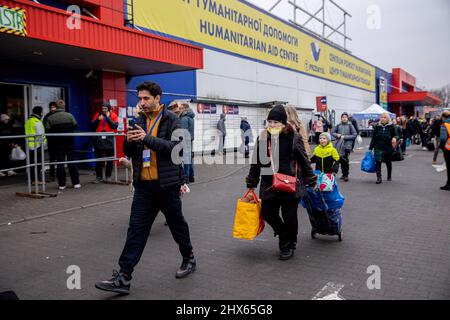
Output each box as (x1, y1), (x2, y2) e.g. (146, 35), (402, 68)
(128, 118), (136, 130)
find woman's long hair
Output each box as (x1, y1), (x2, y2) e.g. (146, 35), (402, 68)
(285, 106), (304, 133)
(286, 106), (305, 134)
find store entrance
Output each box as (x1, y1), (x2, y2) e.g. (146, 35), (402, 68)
(0, 83), (28, 136)
(0, 82), (65, 183)
(0, 82), (65, 133)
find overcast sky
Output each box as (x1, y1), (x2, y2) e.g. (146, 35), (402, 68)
(246, 0), (450, 89)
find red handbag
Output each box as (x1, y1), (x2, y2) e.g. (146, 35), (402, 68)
(268, 140), (298, 194)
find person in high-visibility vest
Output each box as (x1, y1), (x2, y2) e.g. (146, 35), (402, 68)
(439, 110), (450, 191)
(25, 106), (47, 184)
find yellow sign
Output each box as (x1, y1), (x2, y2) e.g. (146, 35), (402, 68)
(132, 0), (375, 92)
(0, 5), (27, 37)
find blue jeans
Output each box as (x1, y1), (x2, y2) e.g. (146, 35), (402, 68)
(183, 140), (194, 179)
(184, 163), (194, 179)
(118, 181), (193, 275)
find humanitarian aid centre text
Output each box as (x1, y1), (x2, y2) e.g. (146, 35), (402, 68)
(181, 0), (373, 89)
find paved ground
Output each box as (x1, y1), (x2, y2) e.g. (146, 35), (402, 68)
(0, 141), (449, 300)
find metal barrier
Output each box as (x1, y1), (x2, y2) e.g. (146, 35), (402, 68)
(0, 132), (130, 199)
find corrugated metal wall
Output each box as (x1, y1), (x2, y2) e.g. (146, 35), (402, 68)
(197, 49), (376, 118)
(1, 0), (203, 69)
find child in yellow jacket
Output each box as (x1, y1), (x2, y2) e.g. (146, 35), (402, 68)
(310, 133), (340, 174)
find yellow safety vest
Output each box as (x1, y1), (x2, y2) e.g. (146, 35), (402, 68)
(25, 116), (47, 150)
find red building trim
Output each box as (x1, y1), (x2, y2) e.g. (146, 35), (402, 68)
(0, 0), (203, 70)
(391, 68), (416, 93)
(388, 92), (442, 106)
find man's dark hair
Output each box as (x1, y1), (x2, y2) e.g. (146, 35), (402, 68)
(136, 81), (162, 98)
(32, 106), (43, 116)
(49, 101), (57, 108)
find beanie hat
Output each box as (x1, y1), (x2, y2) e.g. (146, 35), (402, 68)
(341, 112), (349, 118)
(32, 106), (43, 116)
(101, 101), (111, 110)
(1, 114), (10, 122)
(319, 132), (331, 143)
(267, 105), (287, 125)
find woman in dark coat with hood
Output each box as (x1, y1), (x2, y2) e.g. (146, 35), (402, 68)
(369, 112), (398, 184)
(246, 106), (317, 260)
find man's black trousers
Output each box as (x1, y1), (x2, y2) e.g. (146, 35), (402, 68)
(119, 180), (193, 276)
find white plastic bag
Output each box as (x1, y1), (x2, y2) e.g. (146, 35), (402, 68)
(10, 146), (26, 161)
(356, 135), (363, 145)
(239, 143), (245, 154)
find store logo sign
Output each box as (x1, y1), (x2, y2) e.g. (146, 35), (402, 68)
(311, 42), (321, 62)
(0, 5), (27, 37)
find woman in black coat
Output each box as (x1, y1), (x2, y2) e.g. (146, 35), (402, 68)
(369, 112), (398, 184)
(246, 106), (317, 260)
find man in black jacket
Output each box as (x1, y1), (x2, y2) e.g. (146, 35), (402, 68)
(42, 101), (58, 180)
(95, 81), (195, 295)
(44, 100), (80, 190)
(431, 115), (443, 164)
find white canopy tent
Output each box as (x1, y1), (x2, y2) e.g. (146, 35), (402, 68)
(353, 104), (396, 134)
(353, 104), (396, 120)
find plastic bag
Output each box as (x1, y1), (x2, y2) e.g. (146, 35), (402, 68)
(233, 190), (264, 241)
(406, 138), (411, 147)
(315, 170), (335, 192)
(361, 151), (376, 173)
(356, 135), (363, 145)
(300, 181), (345, 211)
(9, 146), (26, 161)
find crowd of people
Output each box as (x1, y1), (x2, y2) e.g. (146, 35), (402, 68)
(1, 80), (449, 296)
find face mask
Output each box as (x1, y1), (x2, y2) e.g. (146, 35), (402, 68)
(267, 127), (282, 135)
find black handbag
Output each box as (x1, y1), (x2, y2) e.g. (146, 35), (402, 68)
(392, 145), (404, 162)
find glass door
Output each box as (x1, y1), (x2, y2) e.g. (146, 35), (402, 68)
(30, 85), (65, 116)
(0, 82), (28, 136)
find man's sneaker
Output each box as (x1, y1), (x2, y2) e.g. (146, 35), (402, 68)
(59, 186), (66, 190)
(7, 170), (17, 176)
(189, 176), (195, 183)
(95, 270), (131, 295)
(440, 185), (450, 191)
(92, 178), (102, 184)
(0, 172), (5, 177)
(73, 184), (81, 189)
(343, 177), (349, 182)
(176, 255), (196, 279)
(104, 177), (112, 183)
